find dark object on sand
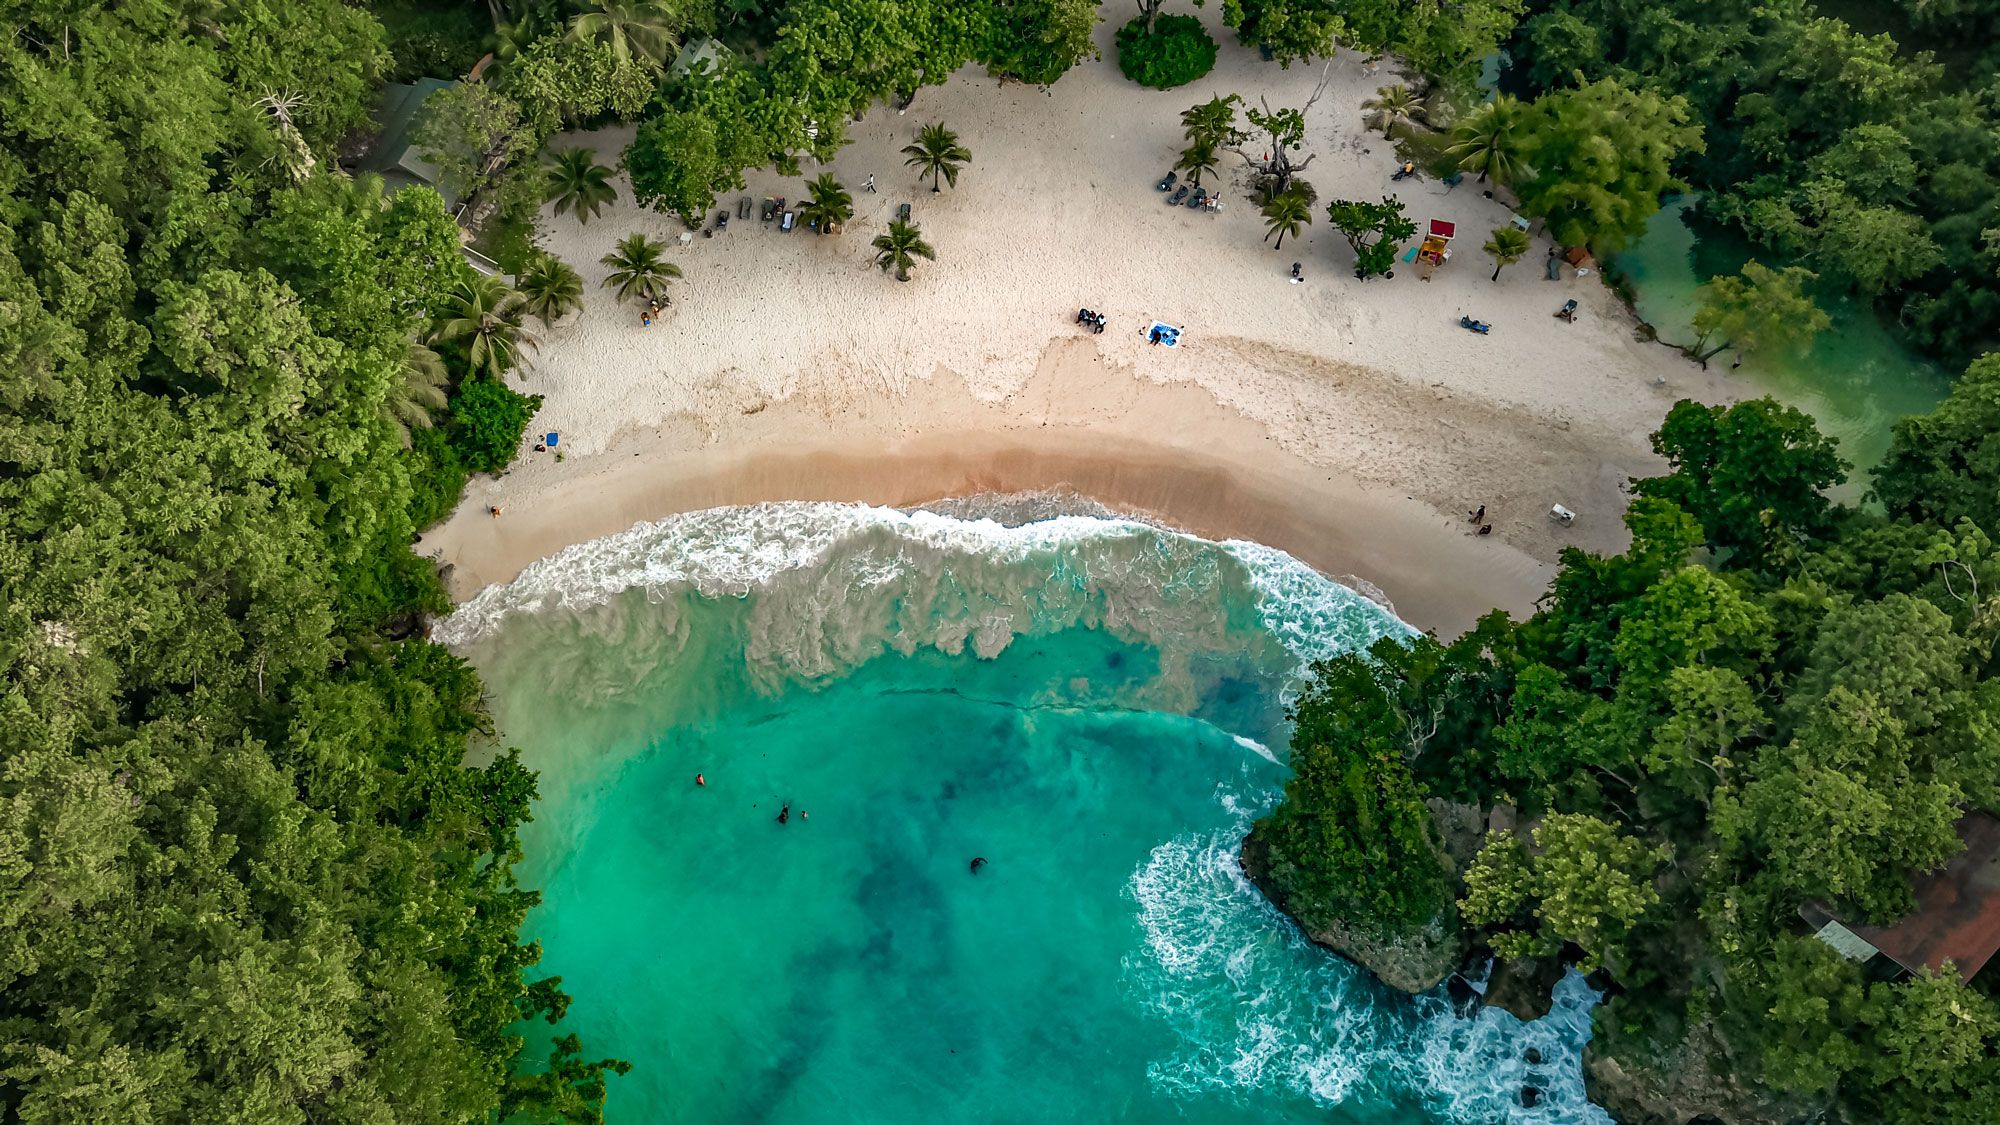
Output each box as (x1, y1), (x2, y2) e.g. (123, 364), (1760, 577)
(738, 196), (753, 219)
(1554, 298), (1578, 322)
(762, 197), (777, 222)
(898, 202), (912, 222)
(1477, 524), (1493, 536)
(1156, 171), (1177, 191)
(1459, 315), (1492, 334)
(970, 857), (988, 874)
(1168, 184), (1190, 206)
(716, 210), (728, 232)
(1188, 186), (1207, 210)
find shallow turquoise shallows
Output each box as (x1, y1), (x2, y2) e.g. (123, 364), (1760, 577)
(444, 503), (1609, 1124)
(1610, 197), (1948, 485)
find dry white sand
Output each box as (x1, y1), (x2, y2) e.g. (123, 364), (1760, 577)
(424, 6), (1729, 635)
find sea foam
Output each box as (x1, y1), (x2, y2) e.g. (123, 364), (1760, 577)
(436, 503), (1409, 679)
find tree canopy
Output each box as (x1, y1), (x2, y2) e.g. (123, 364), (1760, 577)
(1254, 366), (2000, 1120)
(0, 3), (612, 1118)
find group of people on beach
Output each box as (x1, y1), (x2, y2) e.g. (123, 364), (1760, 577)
(641, 298), (663, 328)
(1074, 307), (1107, 334)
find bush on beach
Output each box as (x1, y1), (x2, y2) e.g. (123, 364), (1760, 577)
(1116, 15), (1218, 89)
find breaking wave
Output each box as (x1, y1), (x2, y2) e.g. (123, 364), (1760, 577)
(1126, 793), (1611, 1123)
(436, 502), (1409, 698)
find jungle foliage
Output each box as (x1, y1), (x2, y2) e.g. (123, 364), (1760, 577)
(0, 3), (611, 1120)
(1258, 377), (2000, 1119)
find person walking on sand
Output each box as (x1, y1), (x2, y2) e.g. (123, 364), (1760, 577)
(488, 505), (502, 517)
(864, 173), (877, 193)
(1469, 504), (1486, 525)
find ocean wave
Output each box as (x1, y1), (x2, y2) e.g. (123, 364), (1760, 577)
(435, 503), (1410, 693)
(1125, 797), (1611, 1123)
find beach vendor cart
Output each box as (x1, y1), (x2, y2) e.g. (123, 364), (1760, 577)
(1417, 218), (1455, 281)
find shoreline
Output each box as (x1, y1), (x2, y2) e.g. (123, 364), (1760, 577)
(424, 338), (1596, 637)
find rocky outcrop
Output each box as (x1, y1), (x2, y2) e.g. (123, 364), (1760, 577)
(1583, 1016), (1817, 1125)
(1240, 835), (1464, 994)
(1483, 953), (1564, 1022)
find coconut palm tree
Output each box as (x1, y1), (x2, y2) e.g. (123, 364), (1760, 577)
(599, 232), (682, 304)
(1180, 94), (1243, 149)
(798, 173), (853, 235)
(568, 0), (679, 67)
(1362, 84), (1426, 140)
(547, 148), (619, 224)
(872, 219), (936, 282)
(517, 252), (585, 324)
(1175, 139), (1218, 187)
(1261, 190), (1312, 251)
(431, 274), (539, 379)
(383, 338), (450, 447)
(1448, 95), (1526, 185)
(1483, 226), (1533, 281)
(902, 123), (971, 193)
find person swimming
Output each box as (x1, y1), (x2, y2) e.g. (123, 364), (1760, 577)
(969, 857), (987, 874)
(776, 802), (790, 825)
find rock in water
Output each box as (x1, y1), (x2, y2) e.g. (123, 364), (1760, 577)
(1521, 1086), (1542, 1108)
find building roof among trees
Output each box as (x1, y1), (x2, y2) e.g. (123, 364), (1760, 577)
(363, 78), (457, 209)
(1809, 812), (2000, 983)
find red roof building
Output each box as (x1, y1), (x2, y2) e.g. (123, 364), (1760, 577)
(1805, 812), (2000, 983)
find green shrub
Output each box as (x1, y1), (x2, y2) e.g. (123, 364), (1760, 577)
(450, 377), (543, 475)
(1115, 15), (1217, 89)
(407, 423), (470, 529)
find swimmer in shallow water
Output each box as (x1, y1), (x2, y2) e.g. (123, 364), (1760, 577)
(969, 857), (987, 874)
(776, 803), (790, 825)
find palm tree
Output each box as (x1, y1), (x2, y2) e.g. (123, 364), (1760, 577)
(1181, 94), (1242, 149)
(902, 123), (971, 193)
(1362, 84), (1426, 140)
(1261, 191), (1312, 251)
(431, 274), (539, 380)
(568, 0), (678, 67)
(1448, 95), (1525, 185)
(547, 149), (618, 224)
(872, 219), (936, 282)
(517, 252), (584, 325)
(798, 173), (853, 235)
(1175, 139), (1218, 187)
(599, 232), (682, 304)
(383, 338), (450, 447)
(1483, 226), (1533, 281)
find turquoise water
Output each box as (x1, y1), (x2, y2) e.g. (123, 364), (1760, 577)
(445, 503), (1610, 1123)
(1611, 198), (1949, 482)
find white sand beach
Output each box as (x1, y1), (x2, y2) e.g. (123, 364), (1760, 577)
(423, 7), (1727, 634)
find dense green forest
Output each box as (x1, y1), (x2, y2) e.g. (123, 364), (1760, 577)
(1255, 367), (2000, 1120)
(1505, 0), (2000, 363)
(0, 1), (607, 1120)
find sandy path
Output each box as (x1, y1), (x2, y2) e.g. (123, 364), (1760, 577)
(424, 7), (1729, 636)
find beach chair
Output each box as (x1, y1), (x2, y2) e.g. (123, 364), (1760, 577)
(1550, 504), (1576, 526)
(738, 197), (753, 219)
(1554, 299), (1578, 323)
(716, 210), (729, 232)
(779, 209), (796, 232)
(898, 202), (912, 222)
(762, 198), (777, 222)
(1169, 185), (1190, 205)
(1189, 186), (1207, 210)
(1156, 171), (1177, 191)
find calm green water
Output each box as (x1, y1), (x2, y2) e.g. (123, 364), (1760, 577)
(445, 502), (1610, 1123)
(1611, 198), (1949, 481)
